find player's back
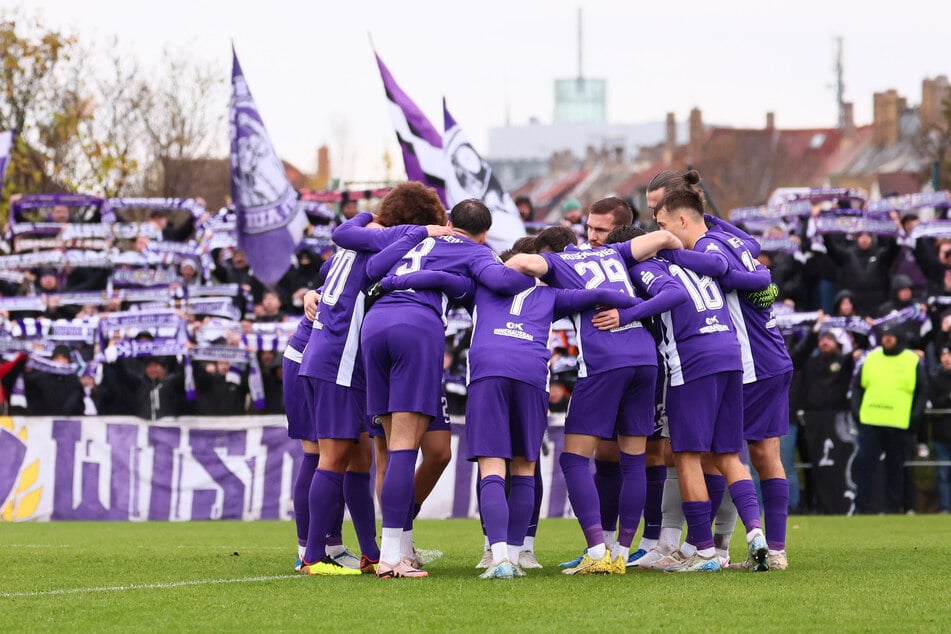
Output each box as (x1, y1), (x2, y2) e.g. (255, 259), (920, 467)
(468, 284), (560, 391)
(541, 244), (655, 377)
(373, 235), (495, 322)
(630, 256), (741, 387)
(699, 230), (792, 382)
(300, 224), (419, 387)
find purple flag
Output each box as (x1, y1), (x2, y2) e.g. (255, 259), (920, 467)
(443, 100), (526, 252)
(373, 51), (447, 204)
(0, 130), (13, 188)
(229, 49), (308, 286)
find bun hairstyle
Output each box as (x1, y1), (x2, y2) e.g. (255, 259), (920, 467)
(647, 169), (706, 215)
(682, 169), (701, 187)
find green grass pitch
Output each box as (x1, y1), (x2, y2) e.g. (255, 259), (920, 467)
(1, 516), (949, 632)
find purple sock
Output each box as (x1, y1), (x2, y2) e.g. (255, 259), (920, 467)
(760, 478), (789, 550)
(729, 479), (763, 533)
(560, 452), (603, 548)
(293, 453), (319, 546)
(381, 449), (418, 530)
(594, 459), (621, 535)
(326, 490), (345, 548)
(526, 463), (543, 538)
(479, 475), (508, 547)
(704, 473), (727, 525)
(476, 466), (487, 539)
(344, 471), (380, 561)
(642, 465), (666, 540)
(507, 475), (535, 548)
(617, 452), (646, 548)
(303, 469), (343, 564)
(682, 499), (714, 551)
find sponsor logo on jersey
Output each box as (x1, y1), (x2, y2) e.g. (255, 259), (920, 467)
(493, 320), (534, 341)
(610, 320), (643, 333)
(699, 315), (729, 334)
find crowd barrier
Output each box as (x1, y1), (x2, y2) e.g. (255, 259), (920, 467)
(2, 412), (946, 522)
(0, 414), (576, 522)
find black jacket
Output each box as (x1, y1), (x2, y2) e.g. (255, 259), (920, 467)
(927, 367), (951, 444)
(825, 234), (900, 315)
(24, 370), (84, 416)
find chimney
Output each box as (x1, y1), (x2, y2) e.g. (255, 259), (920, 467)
(314, 145), (330, 190)
(664, 112), (676, 164)
(921, 75), (951, 130)
(688, 108), (703, 163)
(765, 112), (775, 131)
(872, 90), (900, 148)
(842, 102), (855, 140)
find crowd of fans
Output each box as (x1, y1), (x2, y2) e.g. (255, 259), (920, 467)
(1, 187), (949, 513)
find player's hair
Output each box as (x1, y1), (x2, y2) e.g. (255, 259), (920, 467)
(604, 225), (646, 244)
(500, 234), (543, 261)
(511, 235), (538, 254)
(450, 199), (493, 236)
(647, 169), (706, 213)
(377, 182), (447, 227)
(534, 225), (578, 253)
(655, 187), (705, 219)
(588, 196), (633, 226)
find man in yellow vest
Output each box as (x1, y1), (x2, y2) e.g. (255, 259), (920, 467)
(850, 323), (927, 514)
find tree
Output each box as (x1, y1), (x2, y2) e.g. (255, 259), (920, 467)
(139, 47), (227, 197)
(0, 12), (88, 218)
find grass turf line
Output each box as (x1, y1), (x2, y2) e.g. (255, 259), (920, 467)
(0, 517), (948, 632)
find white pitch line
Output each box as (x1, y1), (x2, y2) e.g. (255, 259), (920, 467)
(0, 574), (303, 599)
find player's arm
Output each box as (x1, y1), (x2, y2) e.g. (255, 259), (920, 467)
(593, 283), (685, 330)
(473, 253), (536, 295)
(364, 226), (429, 282)
(381, 270), (474, 300)
(720, 263), (772, 292)
(331, 211), (379, 251)
(553, 288), (639, 319)
(504, 253), (549, 278)
(706, 214), (761, 257)
(660, 247), (729, 277)
(626, 230), (683, 262)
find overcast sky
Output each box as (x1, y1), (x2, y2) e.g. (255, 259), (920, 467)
(16, 0), (951, 184)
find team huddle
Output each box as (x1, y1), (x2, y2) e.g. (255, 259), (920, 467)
(283, 169), (792, 579)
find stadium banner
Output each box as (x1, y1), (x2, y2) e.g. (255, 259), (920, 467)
(229, 49), (309, 286)
(0, 415), (577, 522)
(442, 100), (526, 253)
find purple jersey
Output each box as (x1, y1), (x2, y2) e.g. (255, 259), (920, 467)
(299, 213), (421, 387)
(369, 234), (532, 323)
(467, 283), (636, 391)
(282, 315), (313, 365)
(541, 243), (656, 377)
(629, 257), (742, 387)
(697, 231), (792, 383)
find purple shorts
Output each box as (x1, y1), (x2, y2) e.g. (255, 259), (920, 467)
(362, 308), (444, 419)
(666, 370), (743, 453)
(369, 392), (450, 438)
(465, 377), (548, 461)
(283, 356), (316, 441)
(650, 365), (668, 441)
(743, 371), (792, 442)
(309, 377), (365, 441)
(565, 365), (657, 439)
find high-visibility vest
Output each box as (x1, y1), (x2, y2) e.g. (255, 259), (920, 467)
(858, 348), (918, 429)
